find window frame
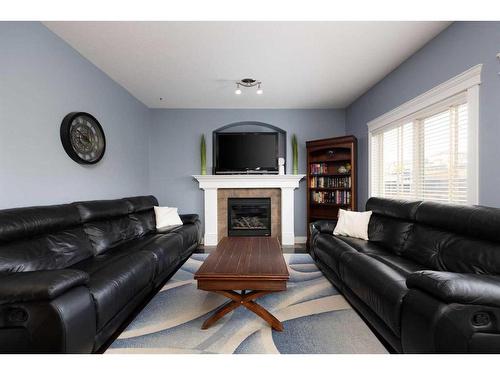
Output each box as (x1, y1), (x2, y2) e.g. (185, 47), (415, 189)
(367, 64), (481, 205)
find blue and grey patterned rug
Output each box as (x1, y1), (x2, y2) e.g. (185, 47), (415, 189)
(107, 253), (387, 354)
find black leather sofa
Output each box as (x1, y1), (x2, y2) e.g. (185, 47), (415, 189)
(310, 197), (500, 353)
(0, 195), (201, 353)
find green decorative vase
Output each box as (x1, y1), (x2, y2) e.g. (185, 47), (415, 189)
(200, 135), (207, 175)
(292, 134), (298, 175)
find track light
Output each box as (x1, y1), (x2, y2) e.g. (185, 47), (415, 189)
(234, 78), (263, 95)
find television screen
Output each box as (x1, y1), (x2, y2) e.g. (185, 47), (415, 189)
(215, 132), (278, 173)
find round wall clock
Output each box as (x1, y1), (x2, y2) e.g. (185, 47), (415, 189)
(60, 112), (106, 164)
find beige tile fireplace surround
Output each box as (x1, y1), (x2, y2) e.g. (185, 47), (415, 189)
(193, 175), (305, 246)
(217, 188), (281, 242)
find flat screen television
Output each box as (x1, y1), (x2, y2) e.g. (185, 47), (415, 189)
(214, 132), (279, 174)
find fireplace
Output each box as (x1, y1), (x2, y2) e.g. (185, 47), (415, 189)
(227, 197), (271, 237)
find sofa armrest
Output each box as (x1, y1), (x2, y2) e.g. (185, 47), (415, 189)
(0, 269), (89, 304)
(407, 270), (500, 308)
(179, 214), (200, 225)
(310, 220), (337, 235)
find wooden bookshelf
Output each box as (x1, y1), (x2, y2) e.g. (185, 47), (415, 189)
(306, 135), (357, 247)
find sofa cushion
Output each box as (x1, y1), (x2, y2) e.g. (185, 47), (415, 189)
(0, 203), (94, 272)
(416, 201), (500, 242)
(131, 233), (182, 276)
(72, 235), (157, 274)
(82, 251), (156, 329)
(334, 235), (389, 255)
(400, 224), (448, 271)
(365, 197), (419, 255)
(125, 196), (158, 236)
(154, 206), (183, 228)
(410, 202), (500, 275)
(439, 236), (500, 275)
(329, 234), (425, 276)
(156, 223), (200, 259)
(0, 203), (81, 242)
(81, 217), (142, 255)
(366, 253), (427, 276)
(74, 232), (183, 281)
(128, 210), (156, 236)
(366, 197), (421, 221)
(312, 234), (357, 277)
(340, 252), (409, 337)
(368, 214), (414, 255)
(75, 198), (147, 255)
(404, 223), (500, 275)
(0, 227), (94, 272)
(125, 196), (158, 213)
(333, 209), (372, 240)
(74, 199), (131, 223)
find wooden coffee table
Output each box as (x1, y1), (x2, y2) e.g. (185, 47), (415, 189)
(194, 237), (289, 331)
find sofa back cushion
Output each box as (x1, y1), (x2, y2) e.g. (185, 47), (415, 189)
(126, 196), (158, 235)
(366, 197), (420, 255)
(403, 201), (500, 275)
(75, 196), (158, 255)
(0, 204), (93, 272)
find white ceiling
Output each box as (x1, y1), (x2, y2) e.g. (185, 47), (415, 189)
(44, 21), (451, 109)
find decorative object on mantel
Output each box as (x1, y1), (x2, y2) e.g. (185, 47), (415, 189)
(278, 157), (285, 175)
(292, 134), (298, 175)
(200, 135), (207, 175)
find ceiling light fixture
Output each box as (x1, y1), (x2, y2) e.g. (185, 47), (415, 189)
(234, 83), (242, 95)
(235, 78), (263, 95)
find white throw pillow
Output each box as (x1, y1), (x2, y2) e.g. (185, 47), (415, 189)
(333, 209), (372, 240)
(154, 206), (183, 228)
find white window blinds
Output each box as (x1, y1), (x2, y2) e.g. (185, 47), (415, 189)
(370, 93), (469, 204)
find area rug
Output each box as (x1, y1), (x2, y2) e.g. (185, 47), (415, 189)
(107, 253), (387, 354)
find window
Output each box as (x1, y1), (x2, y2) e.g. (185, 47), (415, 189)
(368, 65), (481, 204)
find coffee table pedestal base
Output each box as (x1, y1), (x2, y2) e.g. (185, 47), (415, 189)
(201, 290), (283, 331)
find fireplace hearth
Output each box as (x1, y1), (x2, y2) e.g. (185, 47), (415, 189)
(228, 197), (271, 237)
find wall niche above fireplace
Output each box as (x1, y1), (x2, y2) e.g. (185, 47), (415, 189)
(228, 197), (271, 237)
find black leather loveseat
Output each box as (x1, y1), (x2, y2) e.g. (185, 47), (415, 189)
(0, 195), (201, 353)
(310, 197), (500, 353)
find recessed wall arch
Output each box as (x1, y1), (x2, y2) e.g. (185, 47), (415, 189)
(212, 121), (287, 174)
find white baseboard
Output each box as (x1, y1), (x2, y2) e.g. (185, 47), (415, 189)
(294, 236), (307, 244)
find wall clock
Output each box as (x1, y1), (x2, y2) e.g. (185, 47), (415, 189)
(60, 112), (106, 164)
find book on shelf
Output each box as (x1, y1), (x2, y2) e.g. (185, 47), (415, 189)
(310, 162), (351, 176)
(311, 190), (351, 205)
(310, 163), (329, 175)
(309, 176), (351, 188)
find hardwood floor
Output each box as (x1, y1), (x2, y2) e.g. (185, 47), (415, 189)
(194, 238), (308, 254)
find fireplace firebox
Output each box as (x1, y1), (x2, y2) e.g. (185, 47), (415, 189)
(227, 198), (271, 237)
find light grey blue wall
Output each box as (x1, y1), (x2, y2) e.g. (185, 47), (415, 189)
(11, 21), (498, 239)
(0, 22), (151, 208)
(346, 22), (500, 208)
(149, 109), (346, 236)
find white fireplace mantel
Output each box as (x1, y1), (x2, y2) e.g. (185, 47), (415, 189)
(193, 174), (305, 246)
